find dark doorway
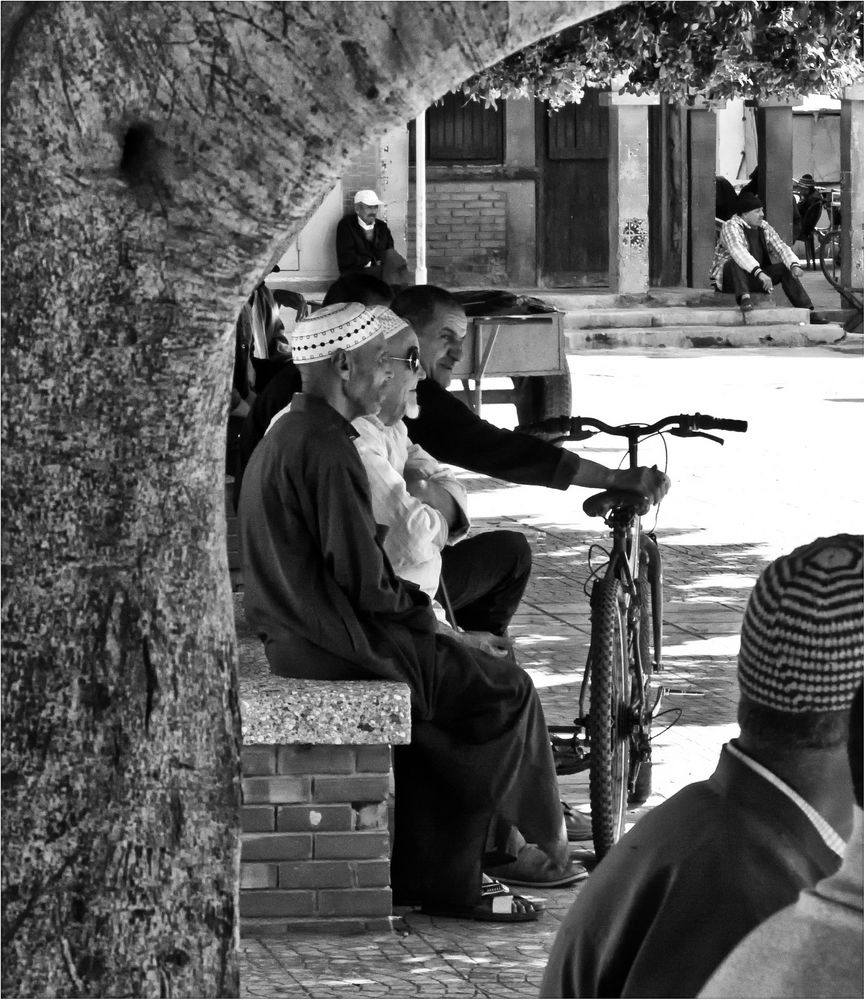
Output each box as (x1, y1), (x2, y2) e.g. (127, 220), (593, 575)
(536, 92), (609, 287)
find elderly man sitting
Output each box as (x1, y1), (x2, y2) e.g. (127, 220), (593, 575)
(351, 316), (530, 653)
(239, 302), (577, 921)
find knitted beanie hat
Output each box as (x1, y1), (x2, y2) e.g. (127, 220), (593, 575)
(291, 303), (405, 365)
(737, 190), (763, 213)
(738, 534), (864, 713)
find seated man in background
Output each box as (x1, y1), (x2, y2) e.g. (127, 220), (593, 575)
(710, 190), (828, 323)
(352, 315), (530, 653)
(233, 272), (393, 507)
(335, 189), (406, 284)
(239, 301), (577, 922)
(540, 533), (864, 998)
(700, 681), (864, 999)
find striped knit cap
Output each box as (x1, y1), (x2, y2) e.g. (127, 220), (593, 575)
(738, 534), (863, 713)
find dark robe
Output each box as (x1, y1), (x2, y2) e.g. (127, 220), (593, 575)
(239, 392), (562, 909)
(540, 744), (842, 999)
(405, 378), (581, 488)
(335, 214), (394, 274)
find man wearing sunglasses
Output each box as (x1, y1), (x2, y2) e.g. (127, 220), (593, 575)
(352, 320), (531, 656)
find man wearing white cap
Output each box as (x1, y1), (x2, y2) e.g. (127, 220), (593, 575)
(240, 302), (576, 923)
(335, 189), (397, 280)
(541, 533), (864, 998)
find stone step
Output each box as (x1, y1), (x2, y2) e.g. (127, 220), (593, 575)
(564, 306), (810, 329)
(565, 322), (846, 351)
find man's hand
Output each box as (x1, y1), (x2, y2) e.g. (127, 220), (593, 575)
(611, 465), (671, 505)
(407, 477), (460, 529)
(458, 630), (513, 659)
(757, 270), (773, 293)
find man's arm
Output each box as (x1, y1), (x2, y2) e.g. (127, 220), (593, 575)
(405, 440), (470, 540)
(407, 379), (580, 489)
(720, 217), (762, 276)
(407, 380), (670, 504)
(352, 418), (452, 577)
(762, 221), (801, 272)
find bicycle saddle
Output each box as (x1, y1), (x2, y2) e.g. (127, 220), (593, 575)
(583, 490), (651, 519)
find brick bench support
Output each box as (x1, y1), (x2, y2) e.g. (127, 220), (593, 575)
(239, 673), (411, 936)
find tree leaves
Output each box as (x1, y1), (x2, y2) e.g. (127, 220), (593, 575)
(460, 1), (863, 108)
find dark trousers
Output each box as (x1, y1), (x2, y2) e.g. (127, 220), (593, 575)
(438, 530), (532, 636)
(721, 260), (814, 309)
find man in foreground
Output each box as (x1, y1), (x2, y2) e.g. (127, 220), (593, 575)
(239, 302), (575, 921)
(700, 682), (863, 998)
(540, 533), (864, 997)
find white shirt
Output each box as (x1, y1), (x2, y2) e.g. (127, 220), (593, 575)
(352, 416), (469, 599)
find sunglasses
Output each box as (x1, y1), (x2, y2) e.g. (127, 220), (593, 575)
(386, 345), (420, 374)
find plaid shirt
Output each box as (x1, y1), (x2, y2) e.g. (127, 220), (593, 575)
(710, 215), (799, 289)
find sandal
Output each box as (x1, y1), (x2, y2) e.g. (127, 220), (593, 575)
(422, 893), (540, 923)
(562, 800), (593, 842)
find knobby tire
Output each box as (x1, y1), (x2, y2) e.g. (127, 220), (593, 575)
(589, 577), (630, 860)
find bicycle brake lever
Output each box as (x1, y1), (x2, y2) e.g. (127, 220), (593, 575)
(669, 429), (725, 445)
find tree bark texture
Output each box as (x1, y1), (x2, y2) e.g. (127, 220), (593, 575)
(1, 2), (621, 995)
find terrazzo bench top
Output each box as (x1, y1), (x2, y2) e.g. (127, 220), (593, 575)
(237, 636), (411, 746)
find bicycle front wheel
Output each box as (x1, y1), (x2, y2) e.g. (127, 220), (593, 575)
(588, 577), (631, 859)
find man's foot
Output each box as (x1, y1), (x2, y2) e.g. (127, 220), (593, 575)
(738, 295), (754, 315)
(486, 844), (589, 889)
(809, 312), (830, 325)
(562, 801), (593, 841)
(421, 893), (541, 923)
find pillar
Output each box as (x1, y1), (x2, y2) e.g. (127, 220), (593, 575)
(503, 97), (536, 287)
(840, 83), (864, 292)
(379, 126), (409, 259)
(605, 88), (656, 295)
(755, 99), (798, 244)
(687, 106), (717, 289)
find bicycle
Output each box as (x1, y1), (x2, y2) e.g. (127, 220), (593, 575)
(516, 412), (748, 860)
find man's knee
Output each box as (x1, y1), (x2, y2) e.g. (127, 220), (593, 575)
(491, 530), (532, 577)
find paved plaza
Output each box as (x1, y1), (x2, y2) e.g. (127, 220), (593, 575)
(241, 341), (863, 999)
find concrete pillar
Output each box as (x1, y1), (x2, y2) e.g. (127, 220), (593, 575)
(840, 83), (864, 292)
(379, 125), (409, 257)
(503, 97), (536, 286)
(756, 99), (797, 243)
(687, 106), (717, 289)
(606, 89), (656, 295)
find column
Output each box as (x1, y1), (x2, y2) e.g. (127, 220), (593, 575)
(606, 89), (656, 295)
(840, 82), (864, 292)
(755, 99), (797, 243)
(379, 126), (409, 258)
(687, 105), (717, 289)
(503, 97), (537, 286)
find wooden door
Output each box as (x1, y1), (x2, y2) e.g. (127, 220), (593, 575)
(537, 93), (609, 287)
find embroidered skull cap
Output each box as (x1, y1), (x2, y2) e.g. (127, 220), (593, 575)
(291, 303), (406, 365)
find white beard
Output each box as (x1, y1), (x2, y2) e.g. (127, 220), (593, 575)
(405, 398), (420, 420)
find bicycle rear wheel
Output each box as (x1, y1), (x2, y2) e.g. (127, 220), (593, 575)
(588, 577), (630, 859)
(629, 550), (656, 804)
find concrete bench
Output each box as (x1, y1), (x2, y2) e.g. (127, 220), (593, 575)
(238, 620), (411, 936)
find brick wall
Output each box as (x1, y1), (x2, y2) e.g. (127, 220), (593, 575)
(240, 742), (396, 935)
(407, 180), (509, 286)
(342, 142), (380, 217)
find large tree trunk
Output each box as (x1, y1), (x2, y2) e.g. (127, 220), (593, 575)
(1, 2), (621, 995)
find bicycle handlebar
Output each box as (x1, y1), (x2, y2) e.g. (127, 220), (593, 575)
(516, 412), (748, 440)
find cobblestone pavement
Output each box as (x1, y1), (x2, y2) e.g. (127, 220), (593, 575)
(241, 345), (862, 999)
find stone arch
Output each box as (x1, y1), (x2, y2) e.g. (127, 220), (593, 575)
(1, 2), (623, 994)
